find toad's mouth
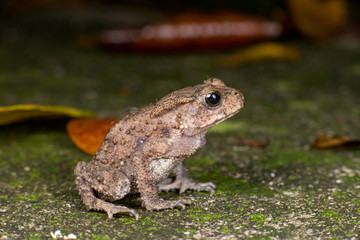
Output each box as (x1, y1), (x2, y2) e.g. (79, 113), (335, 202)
(211, 109), (241, 126)
(207, 104), (244, 126)
(188, 107), (243, 136)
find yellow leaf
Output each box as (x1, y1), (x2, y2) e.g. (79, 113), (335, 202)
(312, 133), (360, 150)
(0, 104), (96, 126)
(287, 0), (348, 41)
(217, 42), (300, 67)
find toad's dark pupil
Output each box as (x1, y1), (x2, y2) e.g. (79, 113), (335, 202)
(205, 92), (221, 107)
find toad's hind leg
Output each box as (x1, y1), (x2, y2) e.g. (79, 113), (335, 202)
(74, 161), (139, 220)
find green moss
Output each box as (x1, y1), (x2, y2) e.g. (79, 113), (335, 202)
(321, 210), (340, 220)
(288, 100), (319, 111)
(186, 156), (216, 168)
(209, 121), (245, 134)
(0, 195), (8, 201)
(119, 233), (128, 238)
(27, 170), (41, 181)
(174, 228), (183, 234)
(287, 175), (297, 180)
(227, 205), (235, 210)
(331, 192), (347, 199)
(186, 211), (222, 223)
(141, 217), (156, 224)
(29, 232), (44, 239)
(272, 79), (300, 92)
(350, 63), (360, 76)
(16, 192), (46, 202)
(86, 212), (105, 219)
(260, 145), (351, 170)
(250, 213), (266, 223)
(200, 172), (275, 196)
(91, 234), (111, 240)
(219, 226), (229, 232)
(343, 176), (360, 184)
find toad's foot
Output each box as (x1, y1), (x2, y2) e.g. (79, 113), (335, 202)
(158, 177), (216, 196)
(102, 203), (139, 221)
(144, 198), (191, 211)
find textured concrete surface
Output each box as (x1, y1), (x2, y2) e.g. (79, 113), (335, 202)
(0, 6), (359, 239)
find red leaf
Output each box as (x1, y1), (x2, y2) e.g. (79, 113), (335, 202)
(237, 138), (269, 148)
(100, 11), (283, 52)
(66, 118), (119, 155)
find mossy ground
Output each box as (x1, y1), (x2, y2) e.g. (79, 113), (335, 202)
(0, 5), (360, 239)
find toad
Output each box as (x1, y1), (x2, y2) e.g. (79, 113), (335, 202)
(74, 78), (244, 220)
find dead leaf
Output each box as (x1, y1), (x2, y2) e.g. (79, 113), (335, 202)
(287, 0), (348, 41)
(66, 118), (119, 155)
(0, 104), (96, 126)
(237, 138), (269, 148)
(118, 87), (131, 98)
(217, 42), (300, 67)
(312, 133), (360, 150)
(99, 11), (283, 52)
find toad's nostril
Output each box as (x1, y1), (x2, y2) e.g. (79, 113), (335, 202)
(235, 90), (244, 99)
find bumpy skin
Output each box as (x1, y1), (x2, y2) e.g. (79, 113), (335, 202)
(74, 78), (245, 220)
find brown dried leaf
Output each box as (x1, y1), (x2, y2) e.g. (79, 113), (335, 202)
(312, 133), (360, 150)
(66, 118), (119, 155)
(237, 138), (269, 148)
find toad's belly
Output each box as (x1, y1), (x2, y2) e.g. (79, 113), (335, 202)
(149, 158), (181, 184)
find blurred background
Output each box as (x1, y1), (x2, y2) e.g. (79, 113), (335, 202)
(1, 0), (359, 41)
(0, 0), (359, 111)
(0, 0), (359, 122)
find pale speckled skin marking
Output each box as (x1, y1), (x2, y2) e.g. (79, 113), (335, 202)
(74, 78), (245, 220)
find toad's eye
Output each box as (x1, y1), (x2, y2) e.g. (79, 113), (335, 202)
(205, 91), (221, 107)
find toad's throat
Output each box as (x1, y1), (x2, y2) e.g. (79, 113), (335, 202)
(149, 158), (181, 184)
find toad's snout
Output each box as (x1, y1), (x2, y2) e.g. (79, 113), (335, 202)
(233, 89), (245, 108)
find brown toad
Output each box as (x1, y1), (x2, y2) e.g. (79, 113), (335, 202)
(74, 78), (244, 220)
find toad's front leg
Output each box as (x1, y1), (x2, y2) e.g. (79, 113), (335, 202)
(132, 153), (191, 211)
(157, 163), (216, 196)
